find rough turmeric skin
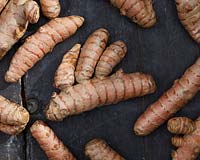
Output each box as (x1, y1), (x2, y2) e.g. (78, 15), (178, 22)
(0, 123), (26, 135)
(0, 96), (29, 135)
(30, 120), (76, 160)
(110, 0), (156, 28)
(0, 0), (9, 12)
(54, 44), (81, 90)
(168, 117), (196, 135)
(171, 136), (184, 147)
(0, 96), (29, 126)
(176, 0), (200, 43)
(134, 57), (200, 136)
(40, 0), (60, 19)
(46, 70), (156, 121)
(85, 139), (125, 160)
(167, 117), (200, 160)
(0, 0), (40, 59)
(95, 41), (127, 78)
(75, 28), (109, 83)
(5, 16), (84, 83)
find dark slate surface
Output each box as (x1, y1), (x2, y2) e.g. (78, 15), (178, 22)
(1, 0), (199, 160)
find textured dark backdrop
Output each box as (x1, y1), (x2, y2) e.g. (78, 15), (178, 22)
(0, 0), (199, 159)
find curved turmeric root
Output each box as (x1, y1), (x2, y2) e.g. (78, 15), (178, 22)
(5, 16), (84, 83)
(85, 139), (125, 160)
(176, 0), (200, 43)
(95, 41), (127, 78)
(40, 0), (60, 19)
(54, 44), (81, 90)
(0, 0), (9, 12)
(0, 0), (40, 59)
(30, 120), (76, 160)
(0, 96), (29, 135)
(110, 0), (157, 28)
(167, 117), (200, 160)
(134, 57), (200, 136)
(46, 70), (156, 121)
(75, 28), (109, 83)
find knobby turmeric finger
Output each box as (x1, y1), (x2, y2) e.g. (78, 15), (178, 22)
(0, 0), (40, 59)
(5, 16), (84, 83)
(134, 57), (200, 136)
(0, 96), (29, 126)
(0, 0), (9, 12)
(40, 0), (60, 18)
(75, 28), (109, 83)
(0, 96), (29, 135)
(168, 117), (196, 134)
(176, 0), (200, 43)
(46, 70), (156, 121)
(30, 120), (76, 160)
(168, 117), (200, 160)
(95, 41), (127, 78)
(85, 139), (125, 160)
(0, 123), (26, 135)
(54, 44), (81, 90)
(110, 0), (157, 28)
(171, 136), (184, 147)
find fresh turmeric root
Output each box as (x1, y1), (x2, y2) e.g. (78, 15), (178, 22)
(0, 0), (9, 12)
(75, 28), (109, 83)
(0, 123), (27, 135)
(5, 16), (84, 83)
(134, 57), (200, 136)
(176, 0), (200, 43)
(40, 0), (60, 19)
(0, 96), (29, 135)
(168, 117), (196, 135)
(0, 0), (40, 59)
(85, 139), (125, 160)
(167, 117), (200, 160)
(46, 69), (156, 121)
(110, 0), (157, 28)
(54, 44), (81, 90)
(95, 41), (127, 78)
(30, 120), (76, 160)
(171, 136), (185, 147)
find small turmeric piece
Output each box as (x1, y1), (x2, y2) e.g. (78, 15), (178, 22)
(0, 0), (9, 12)
(0, 96), (29, 126)
(134, 57), (200, 136)
(0, 95), (29, 135)
(30, 120), (76, 160)
(176, 0), (200, 43)
(95, 41), (127, 78)
(46, 70), (156, 121)
(167, 117), (200, 160)
(85, 138), (125, 160)
(5, 16), (84, 83)
(110, 0), (157, 28)
(168, 117), (196, 135)
(40, 0), (60, 19)
(75, 28), (109, 83)
(0, 0), (40, 59)
(54, 44), (81, 90)
(171, 136), (184, 147)
(0, 123), (27, 135)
